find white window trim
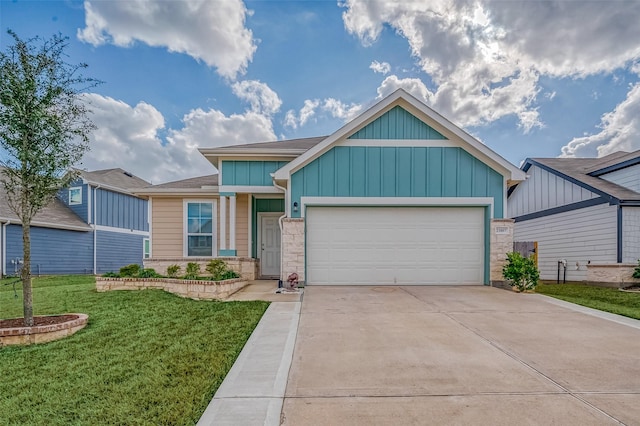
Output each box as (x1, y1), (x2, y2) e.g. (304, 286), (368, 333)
(69, 186), (82, 205)
(143, 238), (151, 259)
(183, 199), (218, 258)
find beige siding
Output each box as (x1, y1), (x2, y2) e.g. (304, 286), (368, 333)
(235, 194), (249, 257)
(151, 194), (249, 259)
(151, 197), (184, 258)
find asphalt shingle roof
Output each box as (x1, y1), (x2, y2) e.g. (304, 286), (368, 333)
(143, 174), (218, 190)
(78, 168), (150, 192)
(208, 136), (327, 151)
(529, 152), (640, 202)
(0, 184), (90, 230)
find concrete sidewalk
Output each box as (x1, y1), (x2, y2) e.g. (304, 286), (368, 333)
(282, 286), (640, 425)
(197, 302), (301, 426)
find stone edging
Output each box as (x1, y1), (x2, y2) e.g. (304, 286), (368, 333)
(96, 277), (249, 300)
(0, 313), (88, 346)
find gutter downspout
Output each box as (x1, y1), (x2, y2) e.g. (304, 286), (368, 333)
(272, 178), (287, 282)
(92, 184), (102, 275)
(2, 220), (10, 277)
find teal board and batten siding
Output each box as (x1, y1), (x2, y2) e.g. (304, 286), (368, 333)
(222, 161), (290, 186)
(290, 146), (504, 218)
(251, 198), (285, 258)
(348, 106), (447, 140)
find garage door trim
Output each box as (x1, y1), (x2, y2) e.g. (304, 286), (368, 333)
(301, 197), (494, 285)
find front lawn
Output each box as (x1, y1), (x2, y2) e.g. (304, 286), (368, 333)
(536, 283), (640, 320)
(0, 275), (269, 425)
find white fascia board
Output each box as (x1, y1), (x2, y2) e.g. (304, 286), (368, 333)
(0, 216), (91, 231)
(219, 185), (283, 194)
(132, 189), (219, 196)
(300, 196), (495, 218)
(82, 180), (139, 197)
(94, 225), (149, 236)
(273, 89), (525, 182)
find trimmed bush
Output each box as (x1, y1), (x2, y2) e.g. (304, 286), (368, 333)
(502, 252), (540, 292)
(184, 263), (200, 280)
(137, 268), (161, 278)
(633, 260), (640, 279)
(119, 264), (141, 277)
(166, 264), (181, 278)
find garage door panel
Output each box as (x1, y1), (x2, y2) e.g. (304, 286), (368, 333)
(306, 206), (484, 285)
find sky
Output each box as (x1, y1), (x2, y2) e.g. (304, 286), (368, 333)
(1, 0), (640, 184)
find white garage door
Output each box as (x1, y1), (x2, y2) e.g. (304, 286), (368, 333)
(306, 207), (484, 285)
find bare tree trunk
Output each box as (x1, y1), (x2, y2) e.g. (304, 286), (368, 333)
(22, 218), (33, 327)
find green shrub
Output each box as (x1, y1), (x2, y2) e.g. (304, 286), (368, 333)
(184, 262), (200, 280)
(502, 252), (539, 292)
(119, 264), (141, 277)
(219, 270), (240, 280)
(166, 264), (181, 278)
(633, 259), (640, 279)
(137, 268), (161, 278)
(102, 271), (119, 278)
(205, 259), (227, 279)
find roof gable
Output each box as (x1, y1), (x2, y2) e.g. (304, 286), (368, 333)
(348, 106), (447, 140)
(520, 157), (640, 203)
(274, 89), (525, 182)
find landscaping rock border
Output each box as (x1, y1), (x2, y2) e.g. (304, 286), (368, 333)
(0, 313), (88, 347)
(96, 277), (249, 300)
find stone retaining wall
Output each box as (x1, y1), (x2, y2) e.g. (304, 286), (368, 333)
(0, 314), (88, 346)
(143, 257), (258, 280)
(96, 277), (248, 300)
(586, 263), (640, 288)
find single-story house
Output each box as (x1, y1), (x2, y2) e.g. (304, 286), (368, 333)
(138, 89), (525, 285)
(507, 150), (640, 284)
(1, 168), (150, 276)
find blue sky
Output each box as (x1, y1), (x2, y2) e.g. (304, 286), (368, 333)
(2, 0), (640, 183)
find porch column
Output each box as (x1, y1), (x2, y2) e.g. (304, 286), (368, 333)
(219, 195), (227, 252)
(218, 193), (237, 256)
(229, 195), (236, 254)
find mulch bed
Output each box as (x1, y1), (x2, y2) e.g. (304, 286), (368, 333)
(0, 314), (79, 329)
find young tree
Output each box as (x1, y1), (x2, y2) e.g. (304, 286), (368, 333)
(0, 31), (98, 326)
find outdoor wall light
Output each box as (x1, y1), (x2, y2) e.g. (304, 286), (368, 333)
(293, 201), (299, 212)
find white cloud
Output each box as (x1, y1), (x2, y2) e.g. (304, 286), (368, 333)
(561, 82), (640, 158)
(78, 0), (256, 79)
(284, 98), (360, 128)
(342, 0), (640, 132)
(231, 80), (282, 116)
(322, 98), (362, 121)
(168, 108), (276, 151)
(81, 94), (275, 184)
(376, 75), (433, 104)
(369, 60), (391, 74)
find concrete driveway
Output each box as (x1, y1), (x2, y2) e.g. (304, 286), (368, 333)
(282, 286), (640, 425)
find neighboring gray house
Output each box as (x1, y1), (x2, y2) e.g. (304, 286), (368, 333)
(507, 150), (640, 283)
(0, 168), (150, 276)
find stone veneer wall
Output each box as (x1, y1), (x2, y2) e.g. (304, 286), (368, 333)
(586, 263), (640, 288)
(144, 257), (258, 280)
(281, 218), (305, 282)
(490, 218), (514, 285)
(96, 277), (248, 300)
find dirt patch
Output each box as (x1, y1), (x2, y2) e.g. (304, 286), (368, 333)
(0, 314), (79, 329)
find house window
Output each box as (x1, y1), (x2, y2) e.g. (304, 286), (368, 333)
(185, 201), (215, 257)
(69, 187), (82, 205)
(143, 238), (150, 259)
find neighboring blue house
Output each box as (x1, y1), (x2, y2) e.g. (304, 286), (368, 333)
(0, 168), (150, 276)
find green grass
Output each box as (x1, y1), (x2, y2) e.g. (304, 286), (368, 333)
(536, 282), (640, 320)
(0, 275), (269, 425)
